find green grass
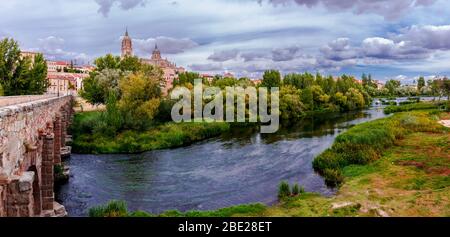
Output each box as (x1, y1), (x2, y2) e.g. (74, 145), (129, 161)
(88, 200), (267, 217)
(313, 110), (447, 185)
(384, 102), (445, 114)
(71, 111), (230, 154)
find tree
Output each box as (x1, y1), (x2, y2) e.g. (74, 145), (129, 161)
(417, 76), (425, 92)
(345, 88), (365, 110)
(94, 54), (121, 71)
(279, 85), (305, 120)
(118, 71), (163, 130)
(0, 38), (48, 95)
(81, 69), (124, 105)
(174, 72), (200, 87)
(0, 83), (3, 96)
(385, 79), (401, 96)
(120, 56), (142, 73)
(261, 70), (281, 88)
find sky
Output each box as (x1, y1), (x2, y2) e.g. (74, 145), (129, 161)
(1, 0), (450, 82)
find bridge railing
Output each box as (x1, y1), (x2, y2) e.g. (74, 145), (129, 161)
(0, 95), (58, 108)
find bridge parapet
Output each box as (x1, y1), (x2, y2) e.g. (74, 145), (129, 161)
(0, 95), (73, 217)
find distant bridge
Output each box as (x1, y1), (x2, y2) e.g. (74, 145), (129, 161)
(0, 95), (73, 217)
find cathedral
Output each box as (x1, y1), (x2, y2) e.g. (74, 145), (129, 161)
(121, 29), (185, 94)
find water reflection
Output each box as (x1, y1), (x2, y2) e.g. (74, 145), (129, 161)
(57, 107), (387, 216)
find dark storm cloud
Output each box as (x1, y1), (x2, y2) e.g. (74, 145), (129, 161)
(258, 0), (437, 20)
(396, 25), (450, 50)
(320, 38), (360, 61)
(207, 49), (240, 62)
(271, 46), (301, 61)
(190, 63), (224, 71)
(133, 36), (198, 54)
(95, 0), (146, 16)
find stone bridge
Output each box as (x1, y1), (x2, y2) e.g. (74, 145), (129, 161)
(0, 95), (74, 217)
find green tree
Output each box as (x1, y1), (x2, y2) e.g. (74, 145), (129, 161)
(120, 56), (142, 73)
(0, 83), (3, 96)
(385, 79), (401, 96)
(279, 85), (305, 120)
(301, 87), (314, 110)
(261, 70), (281, 88)
(417, 76), (425, 93)
(94, 54), (121, 71)
(345, 88), (365, 110)
(0, 38), (48, 95)
(174, 71), (200, 87)
(81, 69), (124, 105)
(118, 71), (163, 130)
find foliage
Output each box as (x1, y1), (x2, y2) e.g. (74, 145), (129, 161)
(89, 201), (267, 217)
(279, 85), (306, 120)
(385, 80), (401, 96)
(384, 102), (443, 114)
(81, 69), (123, 105)
(88, 200), (128, 217)
(118, 72), (162, 130)
(173, 71), (201, 87)
(261, 70), (281, 88)
(0, 38), (49, 95)
(313, 111), (445, 186)
(71, 111), (231, 154)
(278, 181), (291, 199)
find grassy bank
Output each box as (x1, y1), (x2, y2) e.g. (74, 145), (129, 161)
(71, 111), (230, 154)
(89, 111), (449, 217)
(383, 101), (447, 114)
(313, 110), (446, 185)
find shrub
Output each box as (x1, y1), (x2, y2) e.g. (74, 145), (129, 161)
(278, 181), (291, 199)
(291, 184), (305, 195)
(291, 183), (300, 195)
(384, 102), (441, 114)
(88, 200), (128, 217)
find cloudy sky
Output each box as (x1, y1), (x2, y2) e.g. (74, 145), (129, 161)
(2, 0), (450, 82)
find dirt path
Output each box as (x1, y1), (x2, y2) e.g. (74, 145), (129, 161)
(439, 120), (450, 128)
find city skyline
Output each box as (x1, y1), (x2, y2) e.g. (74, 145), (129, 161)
(2, 0), (450, 82)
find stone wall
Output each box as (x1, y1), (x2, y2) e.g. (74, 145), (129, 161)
(0, 95), (73, 217)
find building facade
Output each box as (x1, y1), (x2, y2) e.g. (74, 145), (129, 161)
(121, 28), (133, 58)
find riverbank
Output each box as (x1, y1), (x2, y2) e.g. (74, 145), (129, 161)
(71, 111), (230, 154)
(89, 110), (450, 217)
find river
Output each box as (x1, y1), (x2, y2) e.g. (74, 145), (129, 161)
(57, 105), (388, 216)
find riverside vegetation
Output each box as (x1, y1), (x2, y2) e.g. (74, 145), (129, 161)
(90, 109), (450, 217)
(74, 54), (375, 154)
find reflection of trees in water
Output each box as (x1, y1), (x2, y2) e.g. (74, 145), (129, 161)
(219, 110), (371, 146)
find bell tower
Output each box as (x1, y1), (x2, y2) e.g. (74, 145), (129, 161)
(121, 27), (133, 58)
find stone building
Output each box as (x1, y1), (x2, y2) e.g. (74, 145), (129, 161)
(121, 28), (133, 58)
(46, 73), (89, 96)
(120, 29), (185, 94)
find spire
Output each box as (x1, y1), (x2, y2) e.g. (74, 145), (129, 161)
(125, 27), (129, 37)
(155, 43), (158, 50)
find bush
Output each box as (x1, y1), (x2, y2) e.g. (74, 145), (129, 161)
(291, 184), (305, 195)
(384, 102), (442, 114)
(291, 183), (300, 195)
(89, 200), (128, 217)
(278, 181), (291, 199)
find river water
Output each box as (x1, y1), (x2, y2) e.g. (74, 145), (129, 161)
(57, 105), (387, 216)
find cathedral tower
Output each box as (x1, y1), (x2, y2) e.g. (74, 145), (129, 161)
(121, 28), (133, 58)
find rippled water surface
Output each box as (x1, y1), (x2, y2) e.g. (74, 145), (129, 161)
(57, 106), (387, 216)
